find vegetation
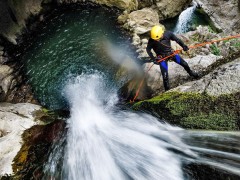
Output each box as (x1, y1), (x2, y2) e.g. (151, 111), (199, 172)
(210, 44), (221, 55)
(132, 91), (240, 130)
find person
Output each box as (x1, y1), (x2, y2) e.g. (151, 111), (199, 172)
(146, 25), (199, 91)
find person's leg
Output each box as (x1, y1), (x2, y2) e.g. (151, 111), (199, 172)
(159, 61), (170, 91)
(173, 54), (199, 78)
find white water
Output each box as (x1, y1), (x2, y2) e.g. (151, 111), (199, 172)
(44, 73), (240, 180)
(173, 4), (196, 34)
(60, 73), (196, 180)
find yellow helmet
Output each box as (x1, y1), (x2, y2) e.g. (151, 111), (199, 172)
(150, 25), (164, 40)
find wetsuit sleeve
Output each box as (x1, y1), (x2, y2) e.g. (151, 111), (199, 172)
(146, 39), (155, 61)
(169, 32), (186, 48)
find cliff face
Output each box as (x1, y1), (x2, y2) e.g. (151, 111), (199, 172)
(0, 0), (44, 44)
(0, 0), (192, 44)
(195, 0), (240, 33)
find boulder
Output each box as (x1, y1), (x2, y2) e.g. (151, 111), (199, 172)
(137, 0), (154, 9)
(118, 7), (159, 50)
(0, 0), (44, 44)
(93, 0), (138, 11)
(172, 57), (240, 96)
(154, 0), (192, 20)
(195, 0), (240, 33)
(0, 65), (14, 94)
(0, 103), (42, 176)
(121, 7), (159, 34)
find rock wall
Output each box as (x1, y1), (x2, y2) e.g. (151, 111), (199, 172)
(154, 0), (192, 20)
(172, 57), (240, 96)
(195, 0), (240, 33)
(0, 0), (44, 44)
(0, 103), (42, 176)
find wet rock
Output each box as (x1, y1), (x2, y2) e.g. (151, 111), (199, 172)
(172, 57), (240, 96)
(0, 56), (5, 64)
(0, 65), (14, 94)
(12, 120), (66, 179)
(0, 0), (44, 44)
(0, 103), (42, 176)
(195, 0), (240, 33)
(154, 0), (192, 19)
(184, 162), (240, 180)
(6, 84), (38, 104)
(132, 91), (239, 130)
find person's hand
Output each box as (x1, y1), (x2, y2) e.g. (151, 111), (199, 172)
(153, 58), (160, 65)
(144, 59), (153, 63)
(183, 45), (189, 51)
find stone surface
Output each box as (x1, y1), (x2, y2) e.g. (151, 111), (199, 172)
(0, 65), (14, 93)
(154, 0), (192, 20)
(137, 0), (154, 9)
(195, 0), (240, 33)
(142, 54), (221, 95)
(119, 7), (160, 53)
(93, 0), (138, 11)
(0, 0), (44, 44)
(123, 7), (159, 34)
(0, 103), (42, 176)
(172, 57), (240, 96)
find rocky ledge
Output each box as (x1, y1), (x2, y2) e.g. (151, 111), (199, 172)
(0, 103), (42, 176)
(132, 56), (240, 130)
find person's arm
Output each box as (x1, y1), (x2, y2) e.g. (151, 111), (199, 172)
(169, 32), (189, 51)
(146, 39), (155, 61)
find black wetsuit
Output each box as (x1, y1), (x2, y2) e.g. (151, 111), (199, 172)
(146, 31), (195, 91)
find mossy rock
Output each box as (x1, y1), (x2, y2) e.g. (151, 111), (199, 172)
(132, 91), (240, 130)
(11, 120), (66, 179)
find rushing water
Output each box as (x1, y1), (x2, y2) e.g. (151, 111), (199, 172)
(20, 4), (138, 110)
(43, 73), (240, 180)
(162, 3), (211, 33)
(18, 3), (240, 180)
(60, 74), (192, 180)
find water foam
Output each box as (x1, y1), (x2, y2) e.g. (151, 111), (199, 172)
(60, 73), (194, 180)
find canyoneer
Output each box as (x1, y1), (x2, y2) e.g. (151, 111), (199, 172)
(146, 25), (199, 91)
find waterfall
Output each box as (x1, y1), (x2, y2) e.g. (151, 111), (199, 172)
(44, 72), (196, 180)
(43, 73), (240, 179)
(173, 3), (197, 33)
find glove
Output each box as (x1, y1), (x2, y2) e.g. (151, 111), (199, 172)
(183, 45), (189, 51)
(143, 59), (153, 63)
(152, 58), (160, 65)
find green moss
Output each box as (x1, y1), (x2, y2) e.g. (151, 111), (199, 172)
(132, 91), (240, 130)
(11, 120), (66, 179)
(33, 108), (69, 123)
(181, 113), (237, 130)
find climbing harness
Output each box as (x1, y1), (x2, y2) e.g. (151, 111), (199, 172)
(130, 34), (240, 103)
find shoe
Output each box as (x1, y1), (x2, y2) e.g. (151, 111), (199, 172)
(189, 71), (199, 79)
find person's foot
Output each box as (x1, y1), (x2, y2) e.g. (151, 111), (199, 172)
(189, 70), (199, 79)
